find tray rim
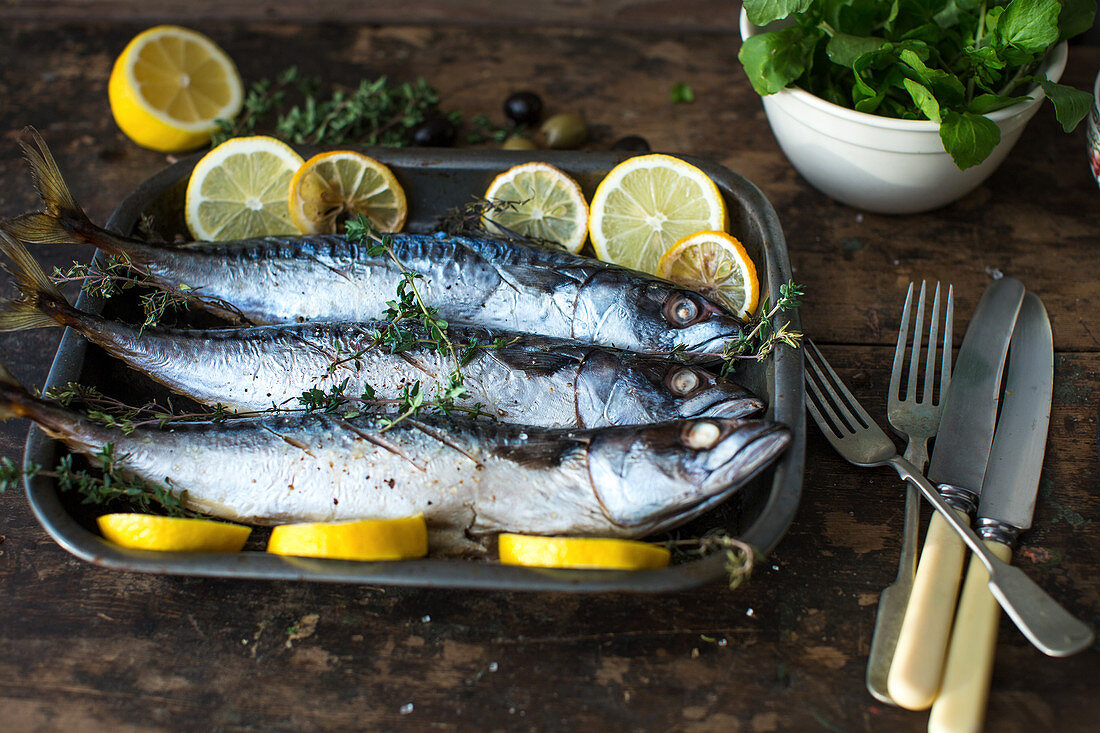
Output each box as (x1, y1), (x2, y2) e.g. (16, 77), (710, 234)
(23, 146), (804, 593)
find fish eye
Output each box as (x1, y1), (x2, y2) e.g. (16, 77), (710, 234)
(667, 367), (701, 396)
(664, 294), (704, 327)
(683, 421), (721, 449)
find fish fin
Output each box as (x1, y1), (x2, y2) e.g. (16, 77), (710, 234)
(0, 361), (29, 420)
(0, 230), (78, 331)
(484, 346), (581, 375)
(2, 128), (132, 258)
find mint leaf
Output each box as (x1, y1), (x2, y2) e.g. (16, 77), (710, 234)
(826, 33), (888, 68)
(738, 27), (815, 95)
(1057, 0), (1098, 40)
(1039, 80), (1093, 132)
(968, 93), (1032, 114)
(939, 111), (1001, 170)
(903, 79), (941, 123)
(742, 0), (813, 26)
(996, 0), (1060, 52)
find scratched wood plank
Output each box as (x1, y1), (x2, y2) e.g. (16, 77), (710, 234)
(0, 21), (1098, 733)
(0, 0), (748, 33)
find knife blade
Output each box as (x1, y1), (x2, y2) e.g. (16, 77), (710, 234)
(930, 292), (1054, 733)
(887, 276), (1025, 711)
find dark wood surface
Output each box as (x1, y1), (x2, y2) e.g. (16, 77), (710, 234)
(0, 14), (1098, 732)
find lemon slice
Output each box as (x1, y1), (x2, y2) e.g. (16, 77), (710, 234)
(657, 231), (760, 319)
(108, 25), (243, 153)
(483, 162), (589, 253)
(266, 516), (428, 561)
(498, 534), (670, 570)
(97, 513), (251, 552)
(588, 154), (728, 274)
(288, 150), (408, 235)
(185, 136), (304, 241)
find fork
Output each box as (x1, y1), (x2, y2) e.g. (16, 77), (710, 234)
(866, 282), (953, 705)
(803, 339), (1094, 658)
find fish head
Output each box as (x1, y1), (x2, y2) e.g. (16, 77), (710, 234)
(576, 354), (764, 424)
(574, 271), (744, 356)
(585, 418), (790, 534)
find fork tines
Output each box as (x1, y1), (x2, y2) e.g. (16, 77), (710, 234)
(804, 339), (873, 440)
(891, 281), (954, 406)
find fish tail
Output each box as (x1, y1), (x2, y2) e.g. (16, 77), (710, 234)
(2, 127), (133, 258)
(0, 230), (82, 332)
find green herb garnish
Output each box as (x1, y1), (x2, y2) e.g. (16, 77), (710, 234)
(738, 0), (1097, 169)
(670, 82), (696, 104)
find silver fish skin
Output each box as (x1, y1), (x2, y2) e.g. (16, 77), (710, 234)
(0, 235), (762, 426)
(4, 129), (743, 356)
(0, 372), (791, 553)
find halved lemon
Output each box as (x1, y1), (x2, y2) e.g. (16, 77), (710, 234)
(108, 25), (243, 153)
(498, 534), (670, 570)
(588, 154), (728, 274)
(97, 513), (251, 552)
(185, 136), (304, 241)
(483, 162), (589, 253)
(288, 150), (408, 235)
(266, 516), (428, 561)
(656, 231), (760, 319)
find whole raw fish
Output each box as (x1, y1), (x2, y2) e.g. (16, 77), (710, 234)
(3, 129), (743, 356)
(0, 363), (790, 553)
(0, 231), (762, 425)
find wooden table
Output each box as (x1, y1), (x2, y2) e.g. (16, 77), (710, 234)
(1, 7), (1098, 731)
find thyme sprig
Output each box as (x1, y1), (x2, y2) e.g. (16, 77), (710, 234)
(45, 381), (232, 434)
(2, 446), (194, 517)
(666, 529), (757, 590)
(718, 280), (804, 374)
(51, 256), (250, 331)
(436, 197), (566, 251)
(212, 67), (453, 148)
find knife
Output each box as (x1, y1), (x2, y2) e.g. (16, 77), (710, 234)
(929, 293), (1052, 733)
(886, 276), (1025, 711)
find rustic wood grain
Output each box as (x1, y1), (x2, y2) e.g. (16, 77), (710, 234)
(0, 21), (1097, 733)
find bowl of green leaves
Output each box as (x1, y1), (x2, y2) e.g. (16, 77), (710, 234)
(738, 0), (1096, 214)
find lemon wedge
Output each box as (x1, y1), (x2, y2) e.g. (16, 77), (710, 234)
(108, 25), (243, 153)
(266, 516), (428, 561)
(288, 150), (408, 235)
(657, 231), (760, 319)
(498, 534), (670, 570)
(185, 135), (304, 241)
(588, 154), (728, 274)
(97, 514), (251, 552)
(483, 162), (589, 253)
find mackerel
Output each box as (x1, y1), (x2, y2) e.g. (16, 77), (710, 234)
(0, 363), (790, 554)
(3, 129), (744, 356)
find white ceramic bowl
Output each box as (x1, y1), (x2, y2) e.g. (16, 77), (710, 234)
(740, 9), (1068, 214)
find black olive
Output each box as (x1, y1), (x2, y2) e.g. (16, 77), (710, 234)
(504, 91), (544, 126)
(411, 117), (457, 147)
(611, 135), (651, 152)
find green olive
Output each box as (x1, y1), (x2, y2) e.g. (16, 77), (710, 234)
(539, 113), (587, 149)
(502, 134), (538, 151)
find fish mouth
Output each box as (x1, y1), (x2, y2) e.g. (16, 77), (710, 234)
(693, 395), (765, 419)
(642, 421), (791, 535)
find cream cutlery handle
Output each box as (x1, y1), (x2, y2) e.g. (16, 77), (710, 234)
(929, 541), (1013, 733)
(887, 507), (970, 710)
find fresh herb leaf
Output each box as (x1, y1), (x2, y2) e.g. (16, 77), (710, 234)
(670, 83), (695, 104)
(903, 79), (942, 123)
(939, 110), (1001, 170)
(1058, 0), (1099, 39)
(742, 0), (813, 26)
(825, 33), (887, 69)
(1039, 79), (1094, 132)
(738, 26), (817, 96)
(995, 0), (1061, 53)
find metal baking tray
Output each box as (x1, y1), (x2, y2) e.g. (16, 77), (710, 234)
(23, 147), (804, 592)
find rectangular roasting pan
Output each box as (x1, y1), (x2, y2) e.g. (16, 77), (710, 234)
(23, 147), (805, 592)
